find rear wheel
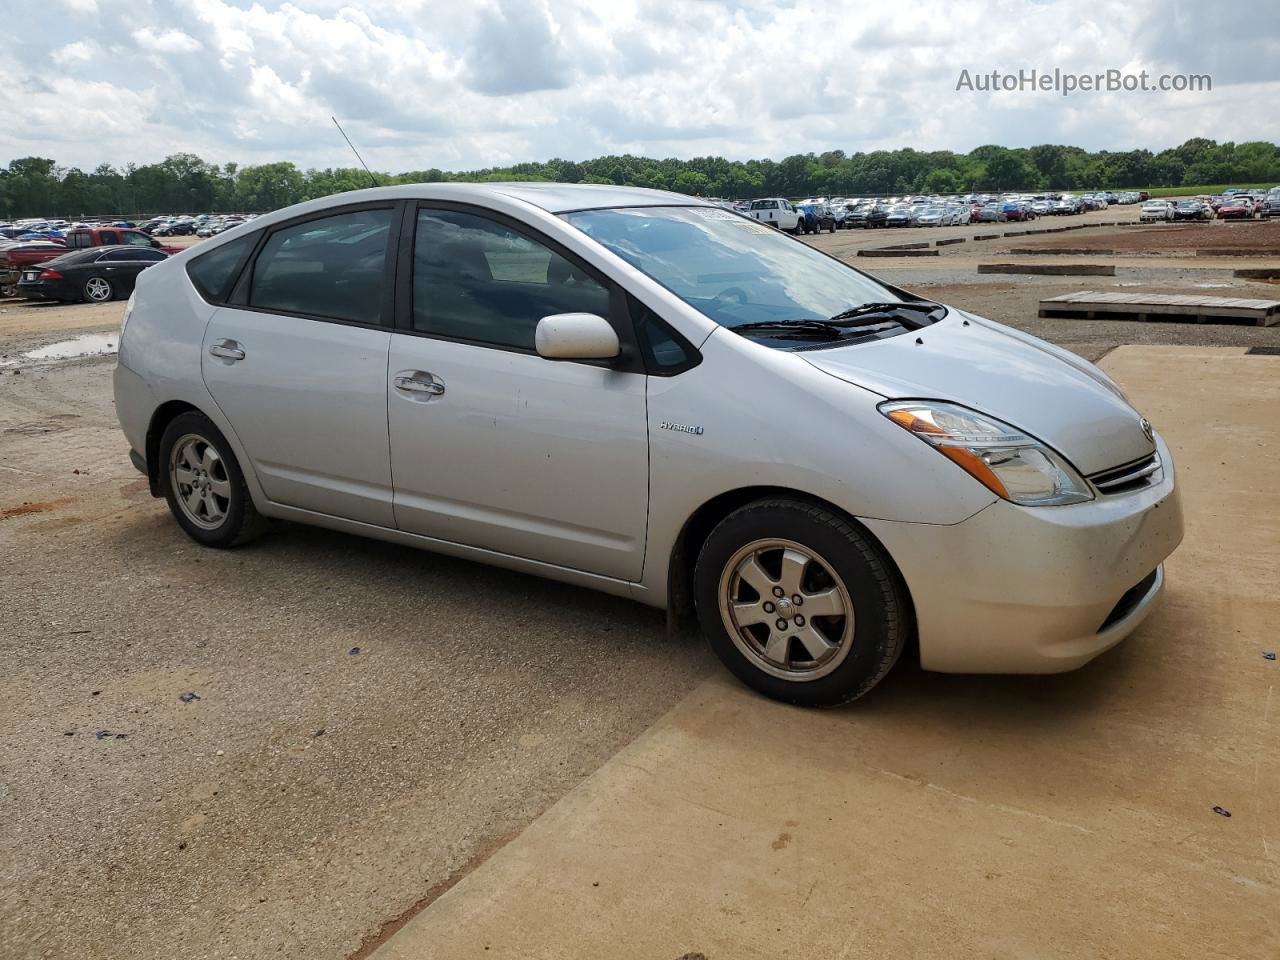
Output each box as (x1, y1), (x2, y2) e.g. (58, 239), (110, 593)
(83, 276), (113, 303)
(694, 499), (909, 706)
(159, 412), (264, 548)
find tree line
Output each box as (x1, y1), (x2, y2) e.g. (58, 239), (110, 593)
(2, 138), (1277, 219)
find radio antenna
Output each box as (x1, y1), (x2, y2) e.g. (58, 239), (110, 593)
(331, 116), (380, 188)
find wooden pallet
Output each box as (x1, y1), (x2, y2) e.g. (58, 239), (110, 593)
(1038, 290), (1280, 327)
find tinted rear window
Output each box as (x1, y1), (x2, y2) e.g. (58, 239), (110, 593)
(187, 232), (259, 303)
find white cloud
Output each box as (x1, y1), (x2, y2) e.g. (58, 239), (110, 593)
(53, 40), (94, 63)
(131, 27), (203, 54)
(3, 0), (1276, 172)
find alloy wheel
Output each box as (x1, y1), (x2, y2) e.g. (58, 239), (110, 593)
(718, 538), (855, 681)
(84, 277), (112, 302)
(169, 434), (232, 530)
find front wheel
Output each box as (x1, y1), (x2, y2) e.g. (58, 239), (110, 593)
(159, 411), (264, 548)
(694, 499), (909, 706)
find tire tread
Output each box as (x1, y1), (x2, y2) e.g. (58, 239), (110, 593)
(697, 497), (909, 706)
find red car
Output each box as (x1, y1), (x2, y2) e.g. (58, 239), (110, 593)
(1217, 198), (1255, 220)
(4, 240), (68, 268)
(4, 226), (179, 269)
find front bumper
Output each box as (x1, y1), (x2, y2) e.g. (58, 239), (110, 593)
(863, 433), (1183, 674)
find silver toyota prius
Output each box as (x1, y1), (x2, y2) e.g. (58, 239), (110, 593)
(113, 183), (1183, 706)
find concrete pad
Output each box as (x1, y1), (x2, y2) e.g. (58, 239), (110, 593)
(376, 346), (1280, 960)
(857, 248), (939, 257)
(979, 263), (1116, 276)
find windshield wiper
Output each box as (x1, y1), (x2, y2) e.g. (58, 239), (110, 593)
(826, 300), (943, 327)
(729, 319), (850, 340)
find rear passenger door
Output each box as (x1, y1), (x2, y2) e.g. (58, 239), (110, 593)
(200, 203), (399, 526)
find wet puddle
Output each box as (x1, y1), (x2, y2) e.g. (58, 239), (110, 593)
(2, 333), (118, 366)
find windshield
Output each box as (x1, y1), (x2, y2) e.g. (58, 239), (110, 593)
(563, 205), (901, 335)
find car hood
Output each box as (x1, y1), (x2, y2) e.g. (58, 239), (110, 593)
(801, 311), (1155, 476)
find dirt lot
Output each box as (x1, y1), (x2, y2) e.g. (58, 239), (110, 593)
(1, 218), (1278, 959)
(993, 219), (1280, 253)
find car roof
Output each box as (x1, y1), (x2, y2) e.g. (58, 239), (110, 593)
(195, 182), (711, 249)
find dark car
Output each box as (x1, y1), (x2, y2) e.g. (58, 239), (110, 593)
(1173, 200), (1210, 221)
(861, 204), (890, 228)
(17, 245), (168, 303)
(796, 203), (836, 234)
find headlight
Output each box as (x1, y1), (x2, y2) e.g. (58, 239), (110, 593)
(880, 400), (1093, 506)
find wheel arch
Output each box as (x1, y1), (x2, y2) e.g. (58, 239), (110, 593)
(144, 400), (201, 496)
(665, 485), (916, 649)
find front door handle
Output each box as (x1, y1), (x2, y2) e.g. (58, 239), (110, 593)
(209, 339), (245, 361)
(393, 373), (445, 396)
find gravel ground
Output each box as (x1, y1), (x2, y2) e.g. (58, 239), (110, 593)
(0, 359), (712, 960)
(1, 214), (1277, 960)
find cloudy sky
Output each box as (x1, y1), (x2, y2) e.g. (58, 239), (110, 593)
(9, 0), (1278, 173)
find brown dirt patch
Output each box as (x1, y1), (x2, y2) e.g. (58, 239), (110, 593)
(1008, 221), (1280, 254)
(0, 496), (77, 519)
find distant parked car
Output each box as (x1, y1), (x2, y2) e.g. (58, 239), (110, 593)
(1217, 198), (1255, 220)
(1139, 201), (1175, 223)
(747, 198), (801, 234)
(914, 206), (946, 227)
(1172, 200), (1211, 222)
(1002, 202), (1034, 222)
(796, 203), (836, 234)
(18, 245), (168, 303)
(1262, 190), (1280, 219)
(861, 204), (890, 228)
(976, 204), (1007, 223)
(884, 206), (916, 228)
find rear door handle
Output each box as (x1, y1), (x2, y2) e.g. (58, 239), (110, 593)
(209, 339), (245, 362)
(393, 372), (445, 396)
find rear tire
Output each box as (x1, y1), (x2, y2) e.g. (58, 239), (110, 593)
(159, 412), (264, 548)
(83, 276), (114, 303)
(694, 498), (909, 707)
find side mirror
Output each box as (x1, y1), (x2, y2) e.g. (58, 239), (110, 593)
(151, 239), (162, 248)
(535, 313), (619, 361)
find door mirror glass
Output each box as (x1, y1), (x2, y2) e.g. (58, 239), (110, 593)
(535, 313), (619, 360)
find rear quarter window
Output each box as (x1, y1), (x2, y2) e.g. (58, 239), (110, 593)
(186, 232), (259, 304)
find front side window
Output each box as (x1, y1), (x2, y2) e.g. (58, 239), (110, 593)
(123, 231), (153, 246)
(563, 206), (900, 341)
(249, 208), (393, 325)
(411, 208), (611, 350)
(99, 230), (119, 245)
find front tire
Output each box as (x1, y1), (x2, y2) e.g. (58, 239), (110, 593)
(694, 499), (909, 706)
(159, 412), (264, 548)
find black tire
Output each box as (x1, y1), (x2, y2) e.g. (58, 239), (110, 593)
(693, 498), (909, 707)
(159, 411), (264, 548)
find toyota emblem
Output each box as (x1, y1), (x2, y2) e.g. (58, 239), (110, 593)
(1140, 417), (1154, 442)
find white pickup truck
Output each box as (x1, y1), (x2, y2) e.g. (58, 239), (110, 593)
(747, 198), (801, 233)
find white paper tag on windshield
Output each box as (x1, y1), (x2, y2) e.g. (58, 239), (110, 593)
(690, 208), (738, 220)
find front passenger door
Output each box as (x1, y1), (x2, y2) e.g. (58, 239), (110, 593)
(387, 205), (649, 581)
